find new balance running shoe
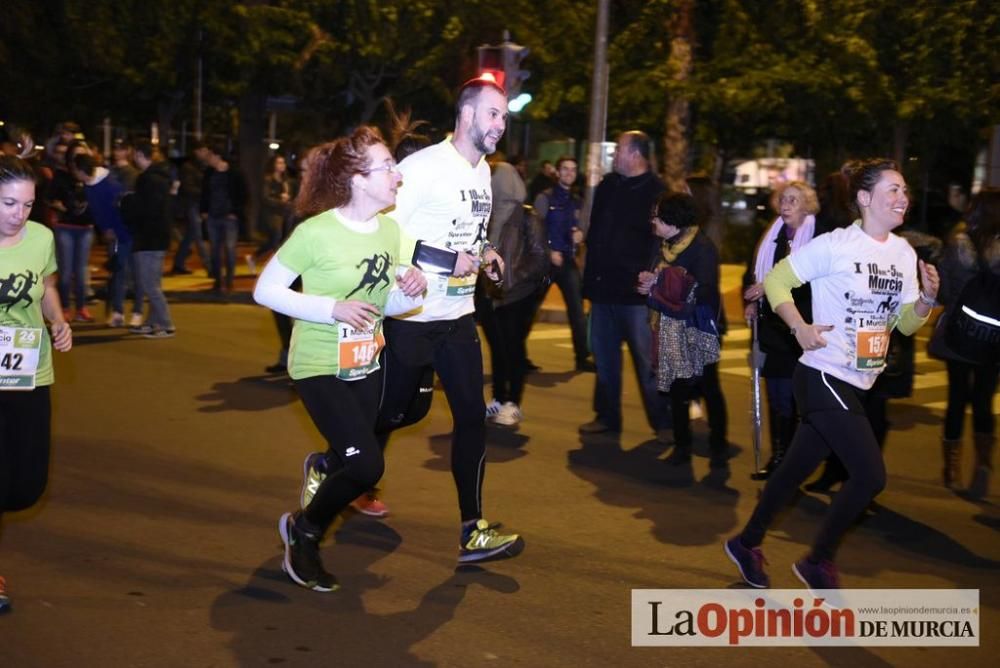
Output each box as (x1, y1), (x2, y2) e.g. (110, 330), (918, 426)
(458, 519), (525, 563)
(300, 452), (328, 510)
(278, 512), (338, 592)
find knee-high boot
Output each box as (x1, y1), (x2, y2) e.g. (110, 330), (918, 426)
(968, 433), (994, 499)
(942, 438), (963, 490)
(751, 412), (792, 480)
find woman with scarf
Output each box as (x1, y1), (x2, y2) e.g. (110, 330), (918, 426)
(742, 181), (819, 479)
(638, 192), (729, 471)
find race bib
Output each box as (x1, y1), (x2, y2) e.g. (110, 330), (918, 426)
(445, 274), (477, 297)
(0, 327), (42, 390)
(855, 328), (889, 370)
(337, 322), (385, 380)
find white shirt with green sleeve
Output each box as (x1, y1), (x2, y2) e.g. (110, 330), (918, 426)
(765, 223), (922, 390)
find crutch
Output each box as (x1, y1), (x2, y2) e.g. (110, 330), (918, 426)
(748, 310), (765, 477)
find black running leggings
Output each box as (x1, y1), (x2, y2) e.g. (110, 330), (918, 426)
(295, 372), (385, 532)
(0, 386), (51, 515)
(740, 364), (886, 562)
(377, 315), (487, 522)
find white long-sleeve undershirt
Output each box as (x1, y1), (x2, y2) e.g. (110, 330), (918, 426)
(253, 256), (423, 323)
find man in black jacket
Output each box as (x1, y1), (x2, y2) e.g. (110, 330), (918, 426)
(580, 131), (671, 439)
(199, 144), (246, 294)
(122, 139), (176, 337)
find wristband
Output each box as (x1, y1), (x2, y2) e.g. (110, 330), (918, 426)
(918, 291), (937, 308)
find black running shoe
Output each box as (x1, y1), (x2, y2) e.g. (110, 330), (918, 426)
(278, 513), (338, 592)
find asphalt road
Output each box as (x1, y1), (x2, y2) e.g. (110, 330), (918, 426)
(1, 282), (998, 667)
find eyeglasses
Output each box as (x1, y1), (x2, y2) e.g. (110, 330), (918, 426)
(362, 160), (398, 175)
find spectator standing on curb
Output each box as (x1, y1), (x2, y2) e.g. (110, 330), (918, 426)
(200, 144), (246, 296)
(534, 156), (593, 372)
(121, 139), (176, 338)
(171, 144), (210, 276)
(580, 131), (671, 442)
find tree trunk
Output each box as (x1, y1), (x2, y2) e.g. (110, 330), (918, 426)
(893, 122), (908, 166)
(238, 87), (267, 241)
(662, 0), (693, 192)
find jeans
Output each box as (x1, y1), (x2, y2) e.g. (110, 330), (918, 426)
(253, 214), (284, 260)
(543, 257), (589, 363)
(589, 302), (671, 432)
(133, 250), (174, 330)
(173, 204), (209, 274)
(765, 376), (795, 419)
(107, 237), (133, 316)
(54, 226), (93, 312)
(130, 253), (145, 316)
(206, 215), (238, 290)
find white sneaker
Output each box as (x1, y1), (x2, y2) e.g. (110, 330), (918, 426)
(493, 402), (522, 426)
(246, 254), (257, 276)
(485, 398), (502, 420)
(106, 311), (125, 328)
(129, 312), (144, 328)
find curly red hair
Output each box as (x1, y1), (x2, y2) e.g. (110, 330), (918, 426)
(294, 125), (385, 219)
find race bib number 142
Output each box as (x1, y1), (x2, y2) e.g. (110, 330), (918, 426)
(0, 327), (42, 390)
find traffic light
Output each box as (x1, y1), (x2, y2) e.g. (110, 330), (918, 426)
(477, 46), (506, 90)
(476, 34), (530, 100)
(502, 41), (530, 99)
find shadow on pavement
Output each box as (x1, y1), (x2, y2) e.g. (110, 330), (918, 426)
(524, 369), (581, 389)
(48, 436), (291, 527)
(423, 428), (530, 472)
(64, 325), (133, 346)
(211, 521), (519, 666)
(566, 432), (741, 547)
(195, 374), (297, 413)
(885, 402), (943, 431)
(766, 490), (1000, 596)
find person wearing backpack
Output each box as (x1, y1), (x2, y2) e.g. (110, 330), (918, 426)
(930, 188), (1000, 498)
(478, 159), (548, 427)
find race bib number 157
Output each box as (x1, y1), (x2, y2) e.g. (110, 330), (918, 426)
(855, 329), (889, 370)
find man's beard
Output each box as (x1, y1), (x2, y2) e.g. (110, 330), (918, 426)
(471, 124), (499, 155)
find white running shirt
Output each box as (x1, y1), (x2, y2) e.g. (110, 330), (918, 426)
(389, 138), (492, 322)
(788, 224), (919, 390)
